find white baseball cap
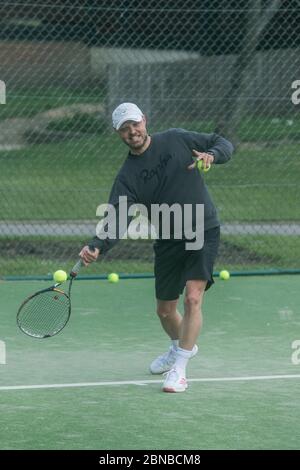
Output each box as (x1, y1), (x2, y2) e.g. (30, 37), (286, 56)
(112, 102), (144, 130)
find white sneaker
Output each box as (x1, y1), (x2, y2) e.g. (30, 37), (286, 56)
(163, 368), (187, 393)
(149, 346), (176, 374)
(149, 344), (198, 375)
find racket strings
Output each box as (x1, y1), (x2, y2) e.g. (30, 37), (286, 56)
(18, 290), (70, 338)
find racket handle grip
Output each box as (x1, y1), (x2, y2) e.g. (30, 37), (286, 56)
(70, 259), (82, 278)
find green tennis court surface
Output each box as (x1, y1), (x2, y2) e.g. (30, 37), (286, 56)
(1, 276), (300, 450)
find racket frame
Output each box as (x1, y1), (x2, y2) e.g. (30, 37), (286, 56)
(16, 260), (81, 338)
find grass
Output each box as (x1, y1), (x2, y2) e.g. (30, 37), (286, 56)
(238, 116), (300, 142)
(220, 234), (300, 271)
(1, 234), (299, 276)
(0, 86), (105, 120)
(207, 149), (300, 220)
(0, 135), (299, 221)
(1, 85), (300, 142)
(0, 235), (154, 276)
(156, 116), (300, 142)
(46, 113), (107, 135)
(1, 93), (299, 275)
(0, 135), (121, 219)
(0, 256), (154, 277)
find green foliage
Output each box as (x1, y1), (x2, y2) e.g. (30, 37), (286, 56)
(46, 113), (107, 135)
(1, 234), (299, 276)
(0, 137), (299, 221)
(1, 98), (300, 274)
(0, 86), (104, 120)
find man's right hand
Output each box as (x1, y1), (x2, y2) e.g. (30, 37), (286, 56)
(79, 246), (100, 266)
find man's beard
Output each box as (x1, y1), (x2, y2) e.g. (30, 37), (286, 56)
(127, 132), (148, 151)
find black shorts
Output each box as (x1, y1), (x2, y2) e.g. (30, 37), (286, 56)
(154, 226), (220, 301)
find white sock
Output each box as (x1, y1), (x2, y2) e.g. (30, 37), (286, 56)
(171, 339), (179, 350)
(174, 346), (194, 374)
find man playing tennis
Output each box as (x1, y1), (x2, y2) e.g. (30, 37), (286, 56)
(80, 103), (233, 393)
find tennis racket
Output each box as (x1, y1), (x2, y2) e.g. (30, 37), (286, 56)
(17, 259), (82, 339)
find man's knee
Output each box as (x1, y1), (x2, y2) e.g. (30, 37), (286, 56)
(184, 293), (201, 310)
(184, 282), (206, 310)
(156, 301), (177, 319)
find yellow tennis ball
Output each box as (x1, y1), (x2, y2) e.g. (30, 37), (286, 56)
(108, 273), (119, 283)
(219, 270), (230, 280)
(197, 160), (211, 172)
(53, 270), (68, 283)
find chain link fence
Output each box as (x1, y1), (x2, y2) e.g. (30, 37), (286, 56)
(0, 0), (300, 277)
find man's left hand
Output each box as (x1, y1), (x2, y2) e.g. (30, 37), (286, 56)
(188, 150), (214, 170)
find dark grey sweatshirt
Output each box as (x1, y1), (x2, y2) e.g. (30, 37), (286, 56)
(89, 128), (233, 253)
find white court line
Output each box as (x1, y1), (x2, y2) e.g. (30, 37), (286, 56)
(1, 373), (300, 391)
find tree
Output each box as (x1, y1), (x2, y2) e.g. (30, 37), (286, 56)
(216, 0), (282, 146)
